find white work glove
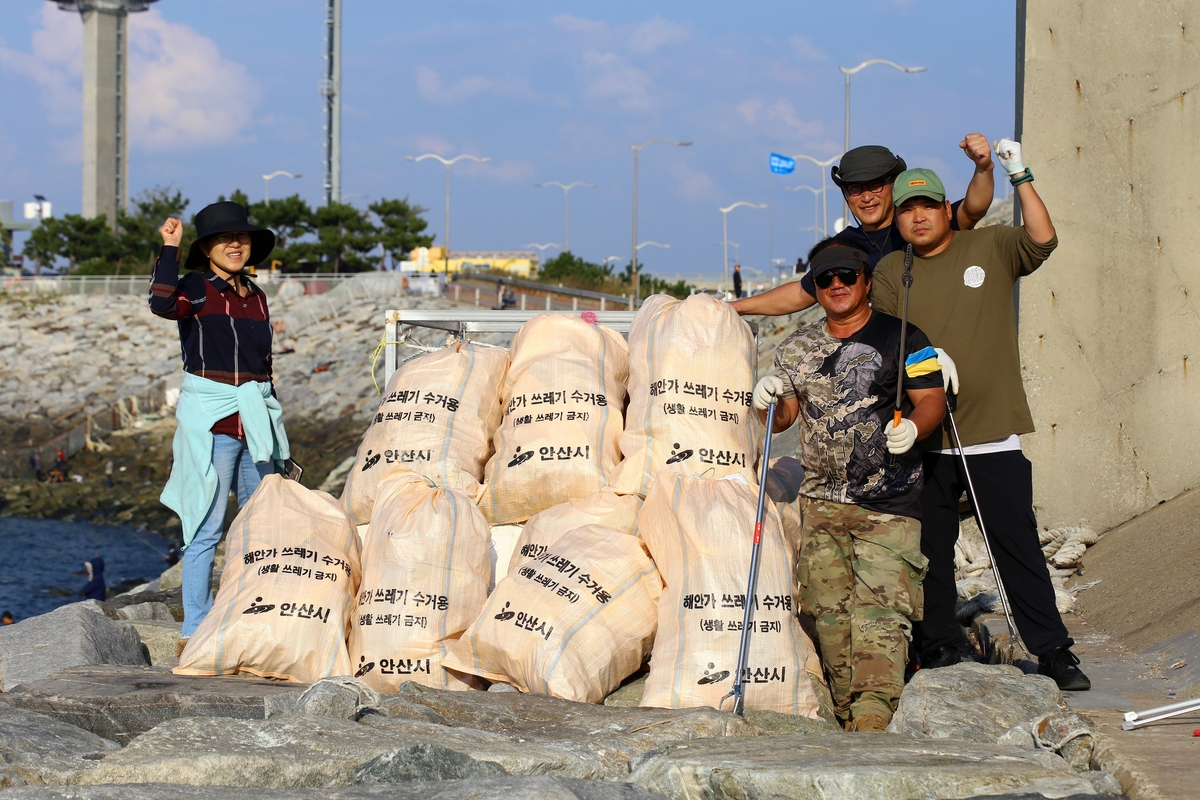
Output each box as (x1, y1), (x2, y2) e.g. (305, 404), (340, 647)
(752, 375), (785, 411)
(934, 347), (959, 395)
(994, 138), (1025, 176)
(886, 417), (918, 455)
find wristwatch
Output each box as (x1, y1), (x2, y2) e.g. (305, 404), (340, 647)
(1010, 167), (1034, 186)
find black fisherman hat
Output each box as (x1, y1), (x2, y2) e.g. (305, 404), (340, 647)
(184, 201), (276, 270)
(830, 145), (908, 188)
(808, 244), (870, 282)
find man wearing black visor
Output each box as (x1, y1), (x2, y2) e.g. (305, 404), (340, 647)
(732, 135), (995, 317)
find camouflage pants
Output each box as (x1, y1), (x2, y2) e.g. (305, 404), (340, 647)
(797, 498), (928, 725)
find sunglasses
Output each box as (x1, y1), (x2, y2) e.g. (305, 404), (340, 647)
(215, 232), (251, 245)
(845, 180), (888, 198)
(814, 267), (864, 290)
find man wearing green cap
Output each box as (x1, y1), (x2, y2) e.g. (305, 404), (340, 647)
(871, 141), (1091, 691)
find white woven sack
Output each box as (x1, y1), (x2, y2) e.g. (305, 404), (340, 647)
(610, 293), (760, 496)
(175, 475), (361, 683)
(348, 469), (490, 692)
(341, 341), (507, 525)
(444, 524), (661, 703)
(508, 489), (642, 574)
(636, 471), (821, 717)
(479, 314), (629, 524)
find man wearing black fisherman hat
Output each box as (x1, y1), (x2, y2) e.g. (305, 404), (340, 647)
(732, 133), (995, 318)
(149, 202), (291, 656)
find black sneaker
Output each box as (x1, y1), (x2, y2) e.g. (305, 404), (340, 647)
(1038, 646), (1091, 691)
(921, 645), (962, 669)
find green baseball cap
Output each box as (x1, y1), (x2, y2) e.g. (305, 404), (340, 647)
(892, 168), (946, 206)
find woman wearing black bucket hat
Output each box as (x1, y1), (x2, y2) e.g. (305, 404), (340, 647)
(149, 201), (291, 654)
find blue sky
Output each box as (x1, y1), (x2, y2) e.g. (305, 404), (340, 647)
(0, 1), (1016, 282)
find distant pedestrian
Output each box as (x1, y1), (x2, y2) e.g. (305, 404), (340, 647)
(1, 610), (14, 625)
(55, 447), (66, 473)
(28, 449), (43, 481)
(81, 555), (106, 602)
(732, 264), (744, 299)
(105, 459), (114, 488)
(151, 203), (289, 653)
(164, 543), (180, 567)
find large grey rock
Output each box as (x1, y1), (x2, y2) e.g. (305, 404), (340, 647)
(366, 681), (765, 779)
(115, 603), (174, 622)
(0, 666), (306, 745)
(350, 743), (508, 783)
(0, 603), (149, 691)
(888, 662), (1063, 744)
(627, 733), (1102, 800)
(0, 706), (118, 787)
(273, 678), (381, 721)
(0, 777), (666, 799)
(127, 622), (181, 667)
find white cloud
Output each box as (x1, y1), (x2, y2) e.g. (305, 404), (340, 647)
(580, 51), (654, 112)
(788, 34), (825, 61)
(462, 158), (538, 184)
(0, 6), (257, 151)
(412, 134), (455, 156)
(668, 162), (722, 202)
(415, 66), (534, 105)
(629, 17), (689, 54)
(737, 99), (763, 123)
(765, 98), (822, 138)
(552, 14), (609, 35)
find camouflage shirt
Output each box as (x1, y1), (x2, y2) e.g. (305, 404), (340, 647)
(774, 311), (941, 519)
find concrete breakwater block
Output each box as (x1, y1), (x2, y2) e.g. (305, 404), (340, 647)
(0, 666), (307, 745)
(0, 776), (667, 799)
(0, 602), (149, 692)
(0, 706), (119, 788)
(888, 662), (1064, 743)
(626, 733), (1104, 799)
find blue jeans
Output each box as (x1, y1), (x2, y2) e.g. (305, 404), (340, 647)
(181, 435), (274, 638)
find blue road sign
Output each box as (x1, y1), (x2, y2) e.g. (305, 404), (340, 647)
(769, 153), (795, 174)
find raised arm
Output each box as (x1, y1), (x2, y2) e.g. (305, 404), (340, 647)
(996, 139), (1055, 244)
(956, 133), (996, 230)
(731, 280), (817, 317)
(148, 217), (197, 320)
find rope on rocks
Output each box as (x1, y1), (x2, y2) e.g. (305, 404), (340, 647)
(1031, 713), (1095, 754)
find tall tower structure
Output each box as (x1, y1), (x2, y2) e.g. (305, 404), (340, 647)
(51, 0), (159, 227)
(321, 0), (342, 205)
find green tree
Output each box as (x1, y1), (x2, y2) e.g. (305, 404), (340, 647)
(24, 214), (118, 275)
(289, 202), (379, 273)
(369, 197), (434, 269)
(114, 186), (193, 274)
(538, 251), (614, 289)
(221, 190), (316, 272)
(617, 261), (692, 300)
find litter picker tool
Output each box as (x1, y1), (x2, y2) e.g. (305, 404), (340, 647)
(893, 245), (914, 431)
(944, 394), (1027, 659)
(1122, 697), (1200, 730)
(727, 400), (777, 716)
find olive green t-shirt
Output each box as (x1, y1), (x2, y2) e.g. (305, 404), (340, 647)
(871, 225), (1057, 449)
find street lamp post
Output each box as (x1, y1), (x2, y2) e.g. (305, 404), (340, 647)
(784, 184), (822, 246)
(631, 138), (691, 303)
(719, 202), (766, 285)
(406, 153), (491, 272)
(714, 240), (740, 264)
(838, 59), (925, 219)
(262, 171), (302, 205)
(535, 181), (595, 252)
(792, 154), (842, 238)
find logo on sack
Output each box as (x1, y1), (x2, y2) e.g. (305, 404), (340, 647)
(354, 655), (376, 677)
(361, 450), (382, 471)
(494, 601), (516, 622)
(697, 670), (730, 685)
(665, 443), (694, 465)
(243, 597), (275, 615)
(963, 265), (985, 288)
(507, 447), (535, 468)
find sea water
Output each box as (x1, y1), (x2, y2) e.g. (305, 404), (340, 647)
(0, 518), (173, 622)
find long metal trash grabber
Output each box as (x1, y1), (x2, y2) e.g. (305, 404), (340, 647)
(892, 245), (915, 431)
(1123, 697), (1200, 730)
(944, 399), (1026, 657)
(728, 400), (777, 717)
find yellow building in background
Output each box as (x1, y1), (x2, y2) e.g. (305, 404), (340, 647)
(399, 247), (538, 278)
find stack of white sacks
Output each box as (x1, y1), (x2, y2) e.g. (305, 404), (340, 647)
(175, 294), (823, 718)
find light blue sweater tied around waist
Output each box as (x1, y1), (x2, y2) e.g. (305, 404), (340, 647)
(161, 372), (290, 546)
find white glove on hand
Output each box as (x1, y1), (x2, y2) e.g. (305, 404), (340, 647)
(752, 375), (785, 411)
(934, 347), (959, 395)
(886, 417), (918, 455)
(994, 138), (1025, 176)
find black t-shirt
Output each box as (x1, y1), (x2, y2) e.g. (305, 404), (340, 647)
(774, 311), (942, 520)
(798, 199), (964, 296)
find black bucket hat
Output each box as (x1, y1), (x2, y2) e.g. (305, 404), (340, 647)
(830, 145), (907, 189)
(184, 201), (276, 270)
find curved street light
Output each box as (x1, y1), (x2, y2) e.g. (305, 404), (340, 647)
(636, 240), (670, 250)
(838, 59), (924, 219)
(535, 181), (596, 251)
(792, 154), (842, 238)
(715, 240), (740, 263)
(719, 201), (766, 284)
(406, 153), (491, 271)
(785, 184), (823, 246)
(262, 170), (301, 205)
(630, 138), (692, 301)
